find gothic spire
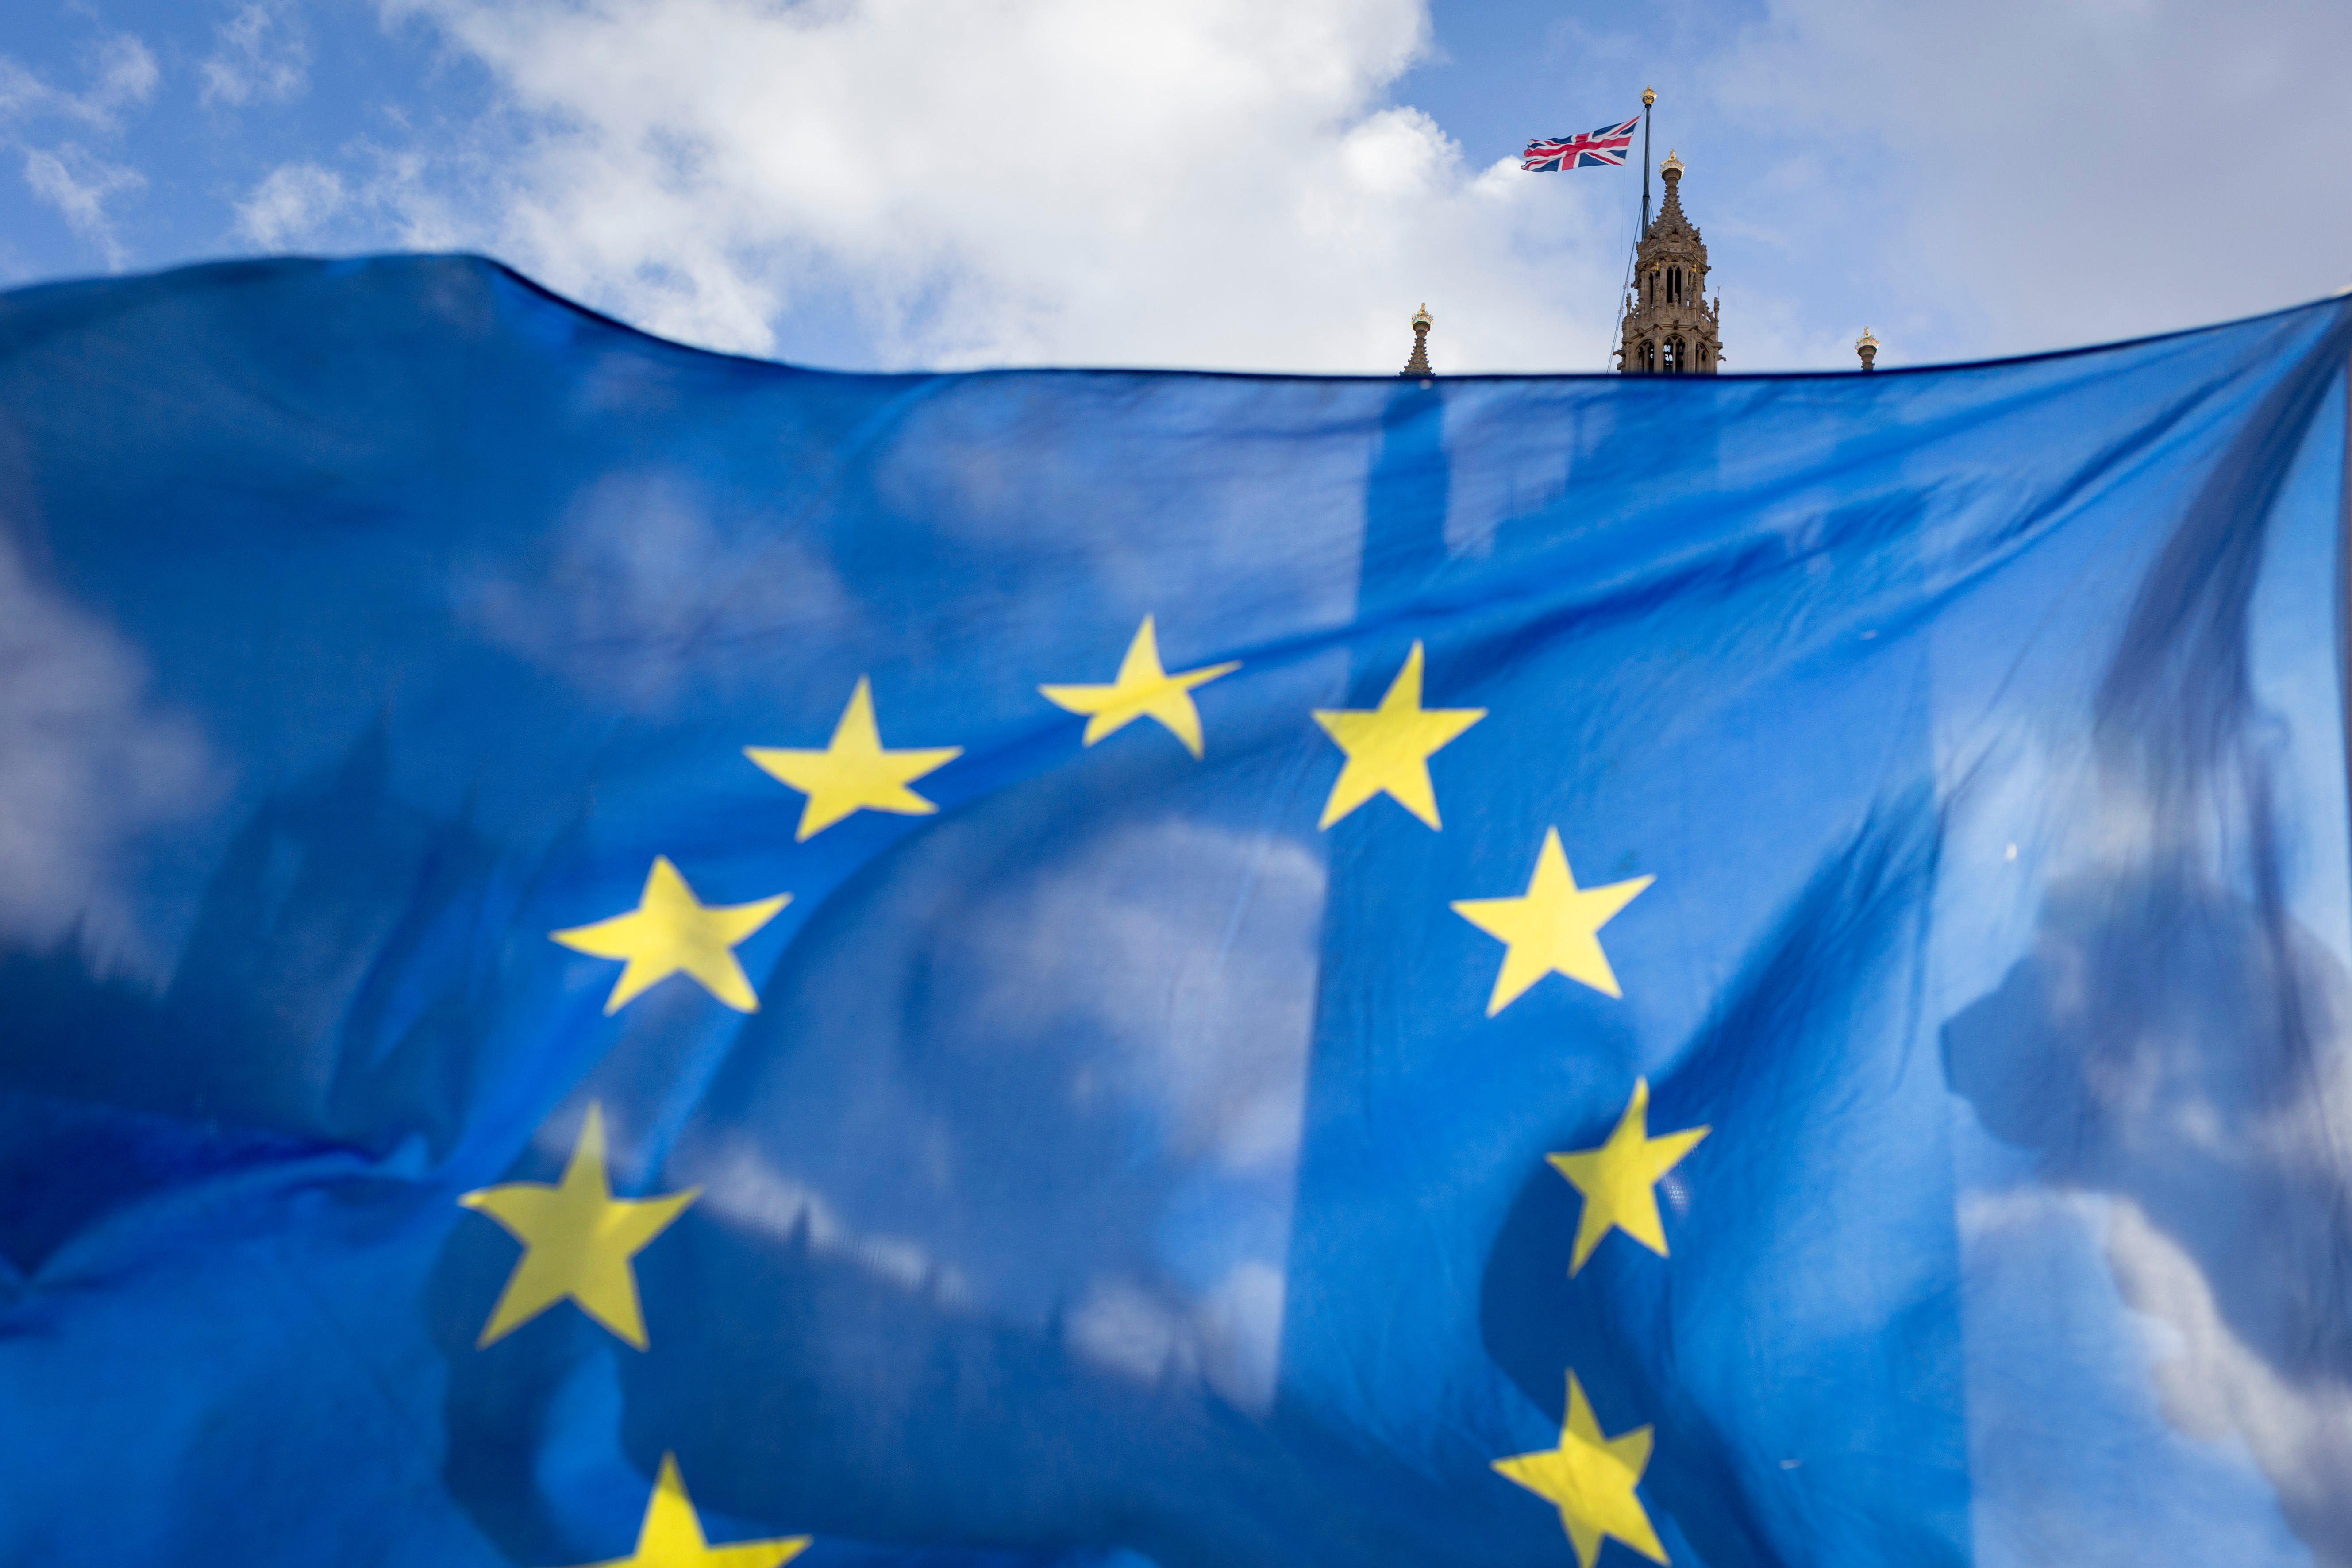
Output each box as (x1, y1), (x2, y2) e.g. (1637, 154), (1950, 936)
(1655, 150), (1687, 225)
(1401, 304), (1433, 378)
(1617, 151), (1722, 375)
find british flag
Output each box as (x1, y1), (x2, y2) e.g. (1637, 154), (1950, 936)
(1521, 116), (1641, 172)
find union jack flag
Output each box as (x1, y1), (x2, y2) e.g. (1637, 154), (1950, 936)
(1521, 116), (1640, 171)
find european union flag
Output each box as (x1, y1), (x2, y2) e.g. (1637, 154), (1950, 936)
(0, 257), (2347, 1568)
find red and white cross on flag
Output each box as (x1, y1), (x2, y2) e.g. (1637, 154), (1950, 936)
(1522, 117), (1641, 172)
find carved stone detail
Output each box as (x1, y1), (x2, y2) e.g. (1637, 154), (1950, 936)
(1402, 304), (1434, 378)
(1617, 153), (1723, 376)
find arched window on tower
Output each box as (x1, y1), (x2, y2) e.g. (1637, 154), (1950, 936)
(1665, 336), (1685, 374)
(1667, 266), (1682, 304)
(1641, 339), (1658, 373)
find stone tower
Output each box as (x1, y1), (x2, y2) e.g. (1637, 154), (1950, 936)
(1617, 150), (1723, 374)
(1401, 304), (1433, 377)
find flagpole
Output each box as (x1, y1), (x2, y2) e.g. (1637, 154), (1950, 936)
(1640, 85), (1655, 234)
(1610, 89), (1658, 373)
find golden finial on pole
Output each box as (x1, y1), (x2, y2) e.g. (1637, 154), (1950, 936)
(1856, 328), (1879, 372)
(1642, 85), (1655, 108)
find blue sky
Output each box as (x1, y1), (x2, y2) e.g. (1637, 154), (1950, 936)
(1, 0), (2346, 373)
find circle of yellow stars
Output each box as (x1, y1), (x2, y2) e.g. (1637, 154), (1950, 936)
(456, 613), (1707, 1564)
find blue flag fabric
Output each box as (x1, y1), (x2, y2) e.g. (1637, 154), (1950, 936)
(0, 257), (2348, 1568)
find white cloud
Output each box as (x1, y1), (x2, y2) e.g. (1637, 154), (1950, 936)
(695, 1146), (977, 1307)
(0, 34), (157, 270)
(83, 34), (161, 121)
(380, 0), (1625, 369)
(694, 1091), (1289, 1410)
(457, 468), (858, 712)
(0, 59), (46, 126)
(1710, 0), (2352, 360)
(1193, 1258), (1286, 1409)
(0, 531), (218, 972)
(1946, 840), (2352, 1560)
(672, 810), (1324, 1413)
(21, 145), (145, 270)
(1059, 1260), (1287, 1409)
(2099, 1197), (2352, 1561)
(1059, 1261), (1285, 1409)
(948, 815), (1321, 1410)
(1965, 1182), (2352, 1564)
(201, 4), (310, 108)
(234, 161), (346, 247)
(1068, 1276), (1188, 1385)
(360, 0), (2351, 370)
(961, 819), (1325, 1175)
(0, 36), (157, 132)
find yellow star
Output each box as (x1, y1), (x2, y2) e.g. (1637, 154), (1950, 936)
(1549, 1078), (1709, 1275)
(551, 856), (790, 1015)
(559, 1452), (809, 1568)
(1312, 641), (1484, 830)
(1451, 828), (1653, 1014)
(744, 676), (962, 840)
(460, 1103), (700, 1350)
(1493, 1371), (1667, 1568)
(1038, 615), (1240, 758)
